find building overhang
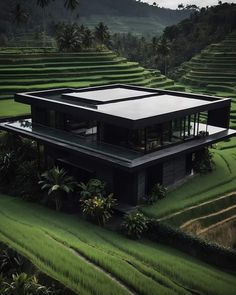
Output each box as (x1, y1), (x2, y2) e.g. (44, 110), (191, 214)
(1, 119), (235, 172)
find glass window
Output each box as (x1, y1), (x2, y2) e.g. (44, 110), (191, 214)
(146, 124), (162, 151)
(171, 118), (182, 142)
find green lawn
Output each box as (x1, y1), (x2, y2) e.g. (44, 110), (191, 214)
(0, 99), (30, 117)
(0, 194), (235, 295)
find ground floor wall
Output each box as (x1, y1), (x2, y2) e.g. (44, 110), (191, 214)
(44, 145), (193, 205)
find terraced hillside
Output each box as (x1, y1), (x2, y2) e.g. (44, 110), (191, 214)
(180, 31), (236, 91)
(0, 48), (174, 115)
(157, 192), (236, 249)
(0, 194), (236, 295)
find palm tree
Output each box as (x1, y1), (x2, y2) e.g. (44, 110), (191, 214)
(56, 24), (82, 52)
(11, 3), (29, 26)
(39, 166), (78, 211)
(82, 28), (94, 48)
(94, 22), (110, 46)
(64, 0), (79, 23)
(36, 0), (53, 45)
(156, 38), (170, 75)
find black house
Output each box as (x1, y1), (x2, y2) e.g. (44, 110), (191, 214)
(1, 84), (235, 205)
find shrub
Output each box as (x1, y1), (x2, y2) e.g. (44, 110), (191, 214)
(144, 183), (167, 204)
(80, 194), (116, 226)
(122, 211), (149, 239)
(0, 247), (24, 277)
(0, 151), (17, 185)
(14, 161), (40, 201)
(79, 178), (106, 200)
(0, 132), (22, 153)
(2, 273), (52, 295)
(193, 147), (214, 173)
(39, 167), (78, 211)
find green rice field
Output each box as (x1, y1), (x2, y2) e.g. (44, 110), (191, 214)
(0, 194), (235, 295)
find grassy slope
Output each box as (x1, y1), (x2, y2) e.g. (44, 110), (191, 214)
(0, 194), (235, 295)
(0, 99), (30, 117)
(142, 147), (236, 219)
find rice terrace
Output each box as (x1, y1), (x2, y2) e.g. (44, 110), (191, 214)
(0, 1), (236, 295)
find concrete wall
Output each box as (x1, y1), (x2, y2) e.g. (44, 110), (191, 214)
(162, 155), (186, 186)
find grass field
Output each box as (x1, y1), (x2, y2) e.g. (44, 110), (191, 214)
(0, 194), (236, 295)
(0, 99), (30, 117)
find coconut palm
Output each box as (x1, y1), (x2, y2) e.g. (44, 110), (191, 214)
(39, 166), (78, 211)
(82, 28), (94, 48)
(156, 38), (170, 75)
(36, 0), (53, 45)
(94, 22), (110, 46)
(56, 24), (82, 52)
(11, 3), (29, 26)
(64, 0), (79, 23)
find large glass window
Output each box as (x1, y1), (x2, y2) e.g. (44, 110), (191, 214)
(146, 124), (162, 151)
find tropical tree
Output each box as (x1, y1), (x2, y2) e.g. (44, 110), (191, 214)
(36, 0), (53, 45)
(38, 166), (78, 211)
(178, 3), (184, 10)
(64, 0), (79, 23)
(56, 23), (82, 52)
(82, 28), (94, 48)
(94, 22), (110, 46)
(11, 3), (29, 26)
(155, 37), (170, 75)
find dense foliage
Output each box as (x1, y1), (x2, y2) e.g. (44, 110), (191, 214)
(147, 220), (236, 271)
(144, 183), (167, 204)
(0, 246), (70, 295)
(112, 3), (236, 74)
(0, 0), (189, 37)
(56, 22), (110, 51)
(122, 211), (149, 239)
(193, 147), (215, 174)
(80, 193), (116, 225)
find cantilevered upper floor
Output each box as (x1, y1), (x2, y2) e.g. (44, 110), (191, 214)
(1, 84), (235, 170)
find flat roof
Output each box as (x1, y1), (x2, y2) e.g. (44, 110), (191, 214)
(62, 87), (155, 104)
(15, 84), (231, 128)
(89, 94), (212, 120)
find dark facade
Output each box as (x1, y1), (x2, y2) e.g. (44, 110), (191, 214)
(1, 84), (235, 205)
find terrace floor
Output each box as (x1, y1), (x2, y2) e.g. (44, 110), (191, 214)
(0, 119), (235, 170)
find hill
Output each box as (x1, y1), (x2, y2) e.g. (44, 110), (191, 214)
(177, 30), (236, 128)
(0, 0), (190, 36)
(164, 2), (236, 72)
(0, 47), (176, 117)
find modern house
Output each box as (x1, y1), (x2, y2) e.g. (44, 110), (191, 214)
(1, 84), (235, 205)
